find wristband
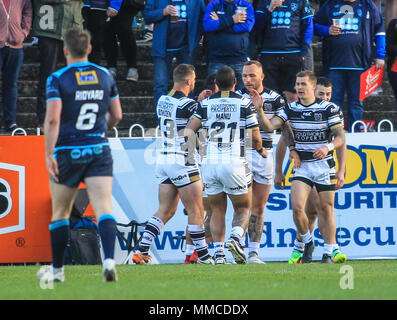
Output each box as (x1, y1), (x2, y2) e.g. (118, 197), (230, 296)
(326, 143), (335, 152)
(256, 147), (264, 154)
(289, 145), (296, 152)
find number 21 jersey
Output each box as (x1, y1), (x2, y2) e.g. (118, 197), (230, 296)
(193, 91), (259, 161)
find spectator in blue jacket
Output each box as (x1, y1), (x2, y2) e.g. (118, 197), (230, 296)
(143, 0), (205, 107)
(314, 0), (385, 132)
(82, 0), (122, 66)
(255, 0), (313, 103)
(203, 0), (255, 91)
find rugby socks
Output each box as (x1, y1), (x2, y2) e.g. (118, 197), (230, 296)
(214, 242), (225, 257)
(187, 224), (211, 261)
(323, 243), (334, 256)
(185, 244), (195, 256)
(293, 239), (305, 253)
(49, 220), (70, 269)
(300, 231), (313, 244)
(98, 214), (117, 260)
(138, 216), (164, 255)
(249, 242), (260, 255)
(230, 226), (245, 246)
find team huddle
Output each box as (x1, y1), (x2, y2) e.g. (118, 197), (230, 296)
(37, 28), (346, 284)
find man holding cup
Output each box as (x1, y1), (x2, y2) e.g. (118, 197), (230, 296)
(314, 0), (385, 131)
(254, 0), (314, 103)
(143, 0), (206, 108)
(203, 0), (255, 91)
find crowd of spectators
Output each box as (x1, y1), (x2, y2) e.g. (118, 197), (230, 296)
(0, 0), (396, 133)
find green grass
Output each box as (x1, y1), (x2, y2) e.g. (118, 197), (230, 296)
(1, 260), (397, 300)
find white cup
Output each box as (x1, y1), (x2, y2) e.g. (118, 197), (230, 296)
(332, 18), (341, 27)
(236, 6), (247, 15)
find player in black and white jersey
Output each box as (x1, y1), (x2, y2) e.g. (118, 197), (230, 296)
(250, 71), (346, 264)
(275, 77), (347, 264)
(184, 73), (219, 264)
(133, 64), (214, 265)
(236, 60), (287, 264)
(185, 66), (266, 265)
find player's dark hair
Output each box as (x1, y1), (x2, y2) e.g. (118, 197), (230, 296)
(317, 76), (332, 88)
(173, 64), (195, 83)
(204, 73), (217, 91)
(63, 28), (91, 59)
(215, 65), (236, 90)
(296, 70), (317, 84)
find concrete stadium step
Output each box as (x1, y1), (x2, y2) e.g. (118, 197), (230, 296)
(5, 76), (396, 97)
(1, 79), (209, 98)
(23, 43), (153, 63)
(5, 97), (396, 133)
(17, 62), (209, 81)
(4, 90), (395, 115)
(1, 40), (393, 134)
(22, 42), (206, 64)
(4, 96), (155, 114)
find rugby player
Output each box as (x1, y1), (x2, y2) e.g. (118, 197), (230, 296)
(185, 66), (266, 265)
(251, 71), (347, 264)
(38, 28), (122, 283)
(132, 64), (214, 265)
(275, 76), (347, 264)
(236, 60), (291, 264)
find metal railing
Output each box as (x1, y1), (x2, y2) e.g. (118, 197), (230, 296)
(351, 119), (394, 133)
(4, 119), (396, 137)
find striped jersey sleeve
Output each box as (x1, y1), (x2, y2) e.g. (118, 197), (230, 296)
(241, 99), (259, 129)
(275, 104), (290, 123)
(193, 101), (207, 121)
(326, 103), (343, 128)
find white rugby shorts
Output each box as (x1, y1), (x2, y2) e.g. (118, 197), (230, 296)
(201, 158), (250, 196)
(246, 149), (274, 185)
(292, 158), (337, 191)
(155, 152), (201, 188)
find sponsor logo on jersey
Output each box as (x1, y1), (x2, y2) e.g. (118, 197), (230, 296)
(75, 70), (99, 85)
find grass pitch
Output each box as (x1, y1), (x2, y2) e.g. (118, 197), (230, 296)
(1, 260), (397, 300)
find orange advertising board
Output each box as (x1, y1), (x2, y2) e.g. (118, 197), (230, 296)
(0, 136), (52, 263)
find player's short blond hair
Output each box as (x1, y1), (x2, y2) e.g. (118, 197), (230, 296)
(173, 64), (195, 83)
(63, 28), (91, 59)
(243, 60), (263, 70)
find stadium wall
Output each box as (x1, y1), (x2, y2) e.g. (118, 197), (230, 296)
(0, 133), (396, 263)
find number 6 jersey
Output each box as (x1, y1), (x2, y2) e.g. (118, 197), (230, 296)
(46, 61), (119, 148)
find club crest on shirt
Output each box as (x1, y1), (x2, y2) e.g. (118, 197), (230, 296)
(75, 70), (99, 85)
(263, 103), (273, 111)
(314, 113), (322, 121)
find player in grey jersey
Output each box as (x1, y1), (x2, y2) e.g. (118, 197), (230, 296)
(250, 71), (346, 264)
